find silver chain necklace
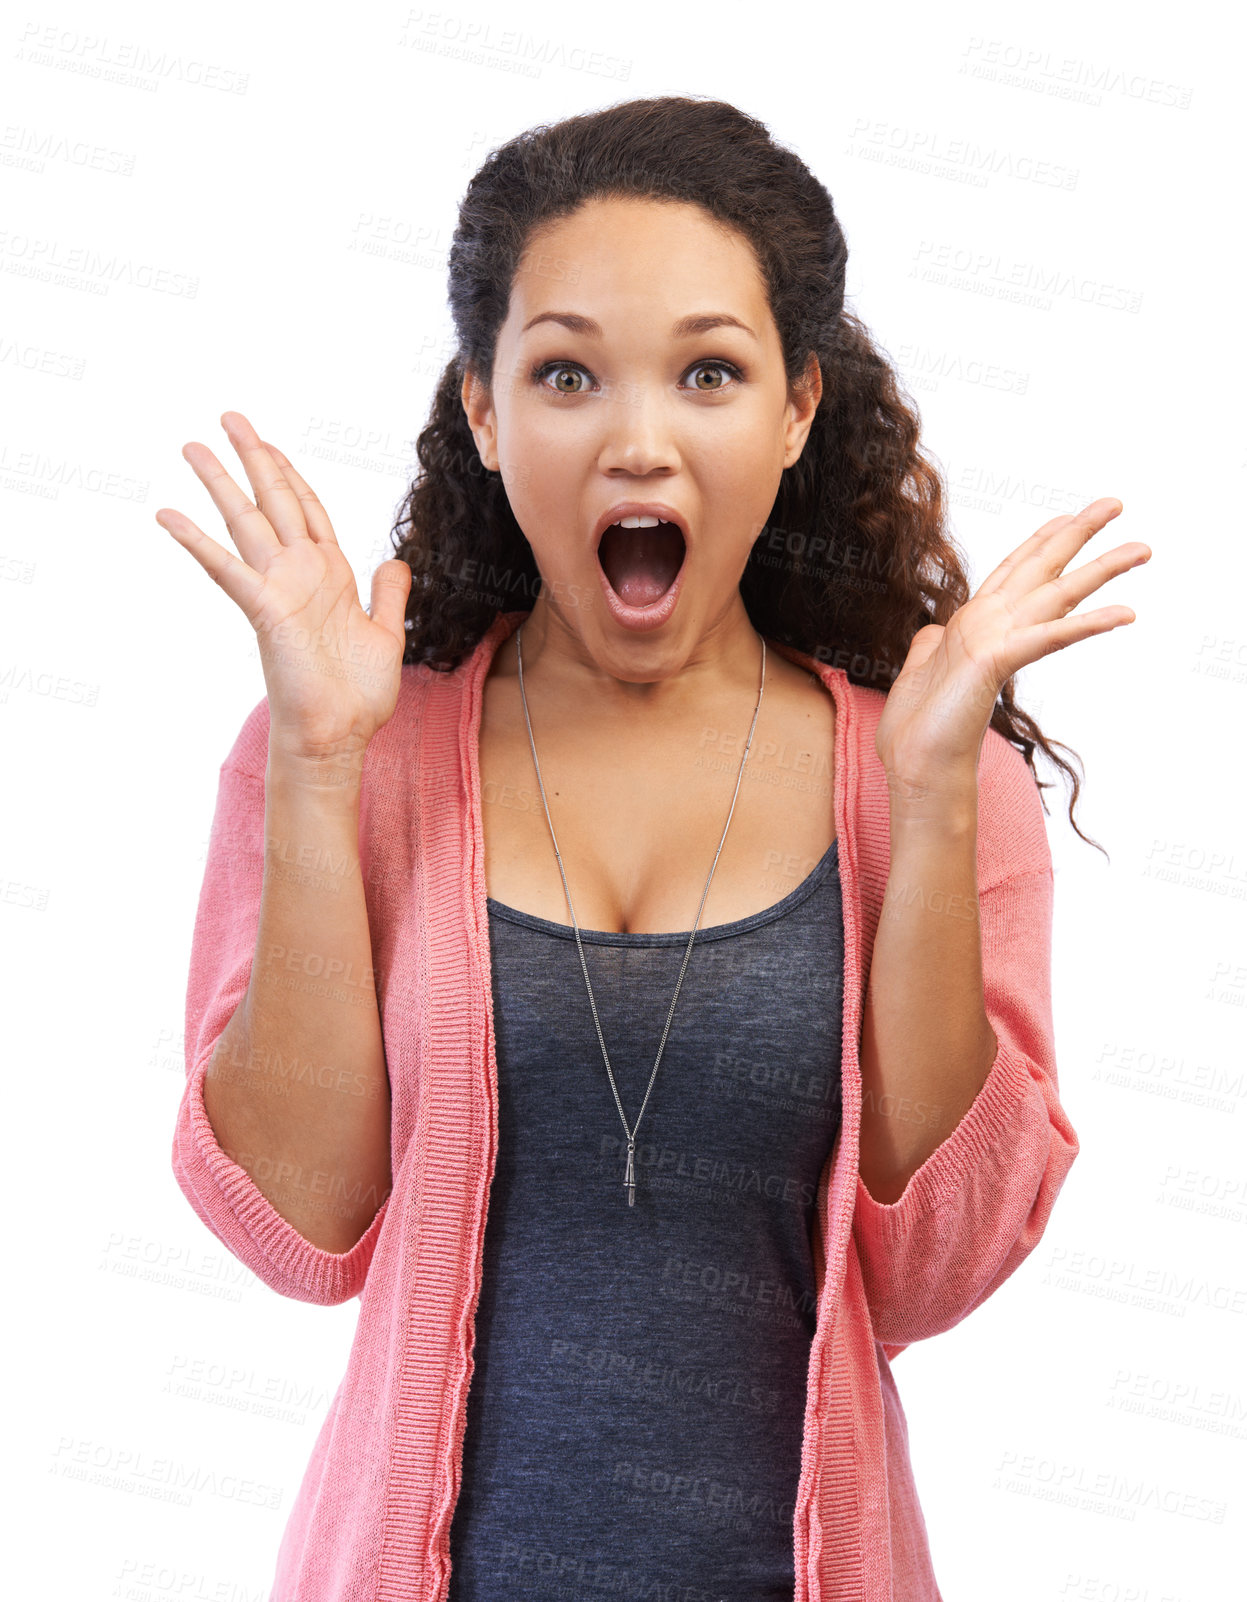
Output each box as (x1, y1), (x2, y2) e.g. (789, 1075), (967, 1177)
(514, 620), (767, 1207)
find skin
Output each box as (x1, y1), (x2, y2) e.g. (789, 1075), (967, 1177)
(157, 193), (1152, 1210)
(462, 196), (838, 939)
(462, 193), (1152, 1203)
(859, 494), (1149, 1202)
(460, 195), (821, 710)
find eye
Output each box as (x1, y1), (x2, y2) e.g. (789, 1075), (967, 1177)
(684, 360), (743, 392)
(531, 361), (593, 395)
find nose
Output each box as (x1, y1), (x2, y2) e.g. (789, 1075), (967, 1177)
(595, 381), (681, 477)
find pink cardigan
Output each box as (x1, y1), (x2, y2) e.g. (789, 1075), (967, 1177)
(172, 606), (1078, 1601)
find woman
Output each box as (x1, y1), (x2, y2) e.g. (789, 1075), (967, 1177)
(160, 98), (1149, 1601)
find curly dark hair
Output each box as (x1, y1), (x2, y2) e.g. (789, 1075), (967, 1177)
(387, 94), (1102, 853)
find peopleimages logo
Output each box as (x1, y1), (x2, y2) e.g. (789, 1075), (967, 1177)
(911, 240), (1143, 314)
(845, 118), (1079, 190)
(959, 36), (1193, 110)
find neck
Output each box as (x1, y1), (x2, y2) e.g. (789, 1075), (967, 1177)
(509, 591), (765, 714)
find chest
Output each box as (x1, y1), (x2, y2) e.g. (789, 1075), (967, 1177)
(478, 656), (837, 935)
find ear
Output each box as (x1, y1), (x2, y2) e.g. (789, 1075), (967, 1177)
(460, 365), (499, 473)
(782, 351), (823, 470)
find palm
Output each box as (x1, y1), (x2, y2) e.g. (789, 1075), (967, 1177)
(246, 535), (407, 747)
(875, 498), (1149, 785)
(155, 411), (413, 757)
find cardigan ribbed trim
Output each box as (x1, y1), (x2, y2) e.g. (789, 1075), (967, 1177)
(172, 606), (1076, 1601)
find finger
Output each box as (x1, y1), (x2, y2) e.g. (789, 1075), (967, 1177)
(155, 506), (265, 619)
(257, 438), (340, 546)
(367, 559), (413, 648)
(974, 498), (1126, 601)
(180, 439), (285, 571)
(1000, 603), (1138, 673)
(220, 411), (316, 548)
(1008, 540), (1151, 631)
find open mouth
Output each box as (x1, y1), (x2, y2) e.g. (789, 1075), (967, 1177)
(597, 519), (687, 608)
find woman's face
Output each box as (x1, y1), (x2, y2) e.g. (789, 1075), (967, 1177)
(462, 194), (821, 682)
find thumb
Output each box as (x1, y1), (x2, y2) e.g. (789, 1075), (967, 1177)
(902, 621), (945, 672)
(368, 559), (413, 645)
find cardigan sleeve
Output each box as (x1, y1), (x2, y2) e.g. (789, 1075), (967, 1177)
(850, 785), (1078, 1348)
(171, 752), (390, 1306)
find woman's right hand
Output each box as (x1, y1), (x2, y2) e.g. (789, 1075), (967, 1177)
(155, 411), (413, 766)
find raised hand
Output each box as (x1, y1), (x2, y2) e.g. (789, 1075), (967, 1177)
(155, 411), (413, 764)
(875, 498), (1151, 796)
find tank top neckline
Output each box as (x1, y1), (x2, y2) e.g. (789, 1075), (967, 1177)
(485, 836), (839, 947)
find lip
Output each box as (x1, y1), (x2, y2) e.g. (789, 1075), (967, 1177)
(592, 501), (690, 635)
(591, 500), (692, 550)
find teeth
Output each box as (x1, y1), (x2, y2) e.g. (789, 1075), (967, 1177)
(612, 514), (662, 529)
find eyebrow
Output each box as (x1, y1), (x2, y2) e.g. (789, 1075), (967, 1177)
(519, 311), (758, 341)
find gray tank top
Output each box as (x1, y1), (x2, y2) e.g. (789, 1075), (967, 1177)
(448, 838), (843, 1601)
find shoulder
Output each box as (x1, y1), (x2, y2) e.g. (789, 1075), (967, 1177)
(838, 676), (1051, 888)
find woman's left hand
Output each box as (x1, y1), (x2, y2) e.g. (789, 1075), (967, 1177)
(875, 497), (1151, 800)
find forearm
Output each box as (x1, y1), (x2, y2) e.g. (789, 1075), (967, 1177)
(202, 747), (392, 1253)
(857, 775), (998, 1205)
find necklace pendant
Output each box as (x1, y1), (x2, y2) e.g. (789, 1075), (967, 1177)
(625, 1139), (635, 1208)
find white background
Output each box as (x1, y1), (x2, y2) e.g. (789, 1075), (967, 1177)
(3, 0), (1243, 1597)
